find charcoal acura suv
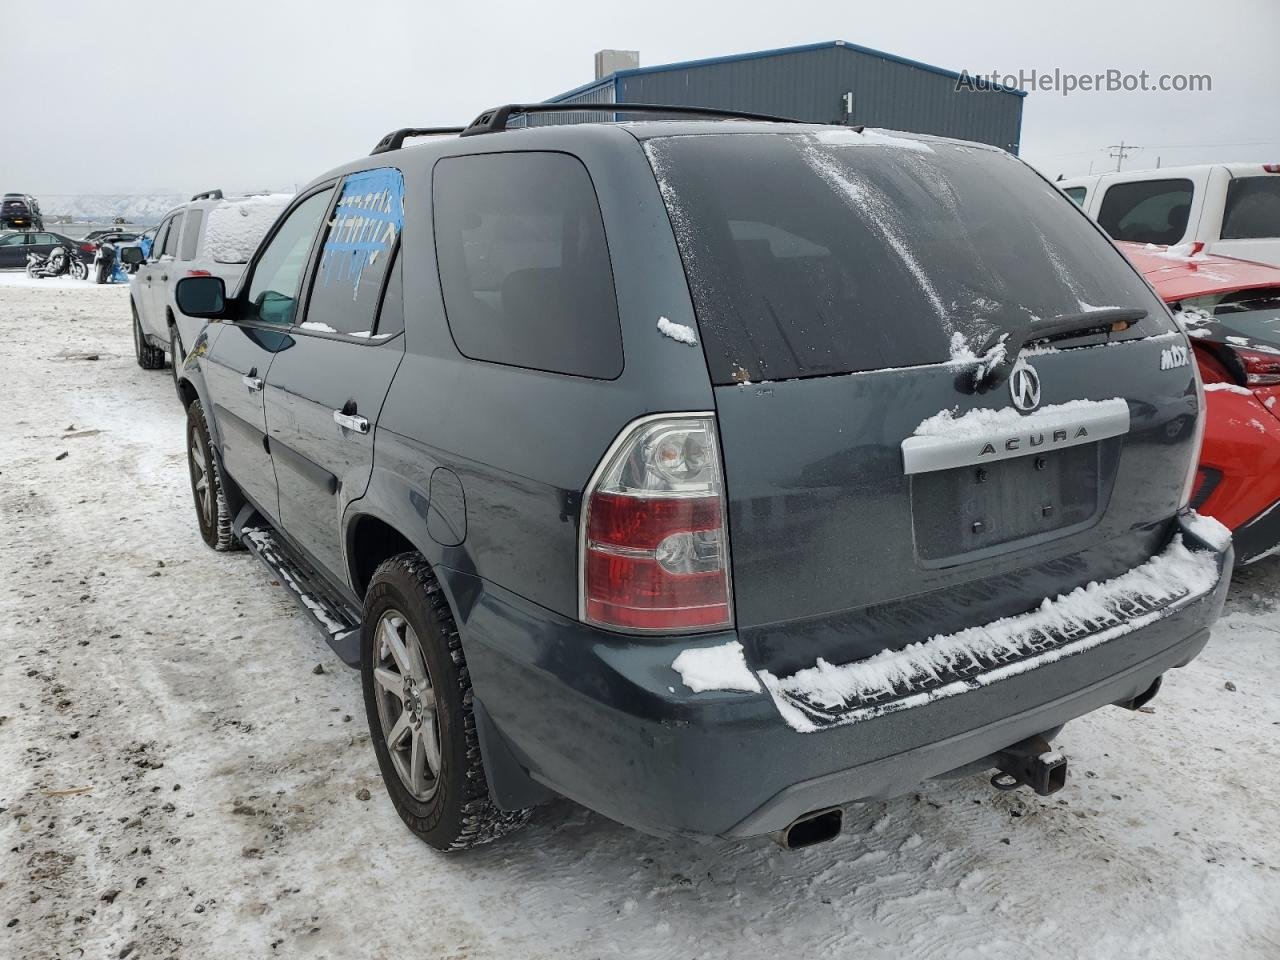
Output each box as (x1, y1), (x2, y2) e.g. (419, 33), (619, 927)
(172, 105), (1232, 851)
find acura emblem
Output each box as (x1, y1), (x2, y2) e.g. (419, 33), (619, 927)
(1010, 363), (1041, 413)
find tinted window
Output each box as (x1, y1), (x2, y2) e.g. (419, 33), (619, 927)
(37, 234), (60, 245)
(179, 209), (204, 260)
(646, 132), (1170, 385)
(161, 213), (184, 257)
(376, 250), (404, 337)
(244, 189), (333, 326)
(0, 234), (24, 246)
(1064, 186), (1086, 206)
(1221, 176), (1280, 240)
(1097, 178), (1193, 244)
(302, 168), (403, 336)
(433, 152), (622, 379)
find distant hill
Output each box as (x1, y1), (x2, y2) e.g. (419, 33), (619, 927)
(40, 194), (187, 224)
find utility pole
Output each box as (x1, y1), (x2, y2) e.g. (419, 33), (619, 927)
(1106, 140), (1140, 172)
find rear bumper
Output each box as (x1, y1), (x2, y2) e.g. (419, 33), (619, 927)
(457, 514), (1232, 840)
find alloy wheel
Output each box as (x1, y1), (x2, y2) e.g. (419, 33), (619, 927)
(188, 427), (213, 528)
(372, 610), (442, 800)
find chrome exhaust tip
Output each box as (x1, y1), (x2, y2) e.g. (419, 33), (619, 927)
(776, 807), (843, 850)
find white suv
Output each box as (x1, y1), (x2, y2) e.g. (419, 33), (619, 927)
(1059, 163), (1280, 266)
(129, 190), (292, 373)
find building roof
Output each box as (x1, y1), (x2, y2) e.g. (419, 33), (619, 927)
(548, 40), (1027, 104)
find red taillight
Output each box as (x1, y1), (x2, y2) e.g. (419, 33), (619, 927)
(1228, 347), (1280, 387)
(581, 415), (732, 633)
(79, 242), (95, 253)
(1263, 164), (1280, 174)
(187, 269), (212, 277)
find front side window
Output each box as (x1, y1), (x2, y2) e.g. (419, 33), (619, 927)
(150, 217), (173, 260)
(0, 234), (24, 247)
(1221, 176), (1280, 240)
(1097, 178), (1194, 244)
(244, 188), (334, 326)
(160, 213), (185, 258)
(302, 168), (403, 336)
(433, 152), (622, 379)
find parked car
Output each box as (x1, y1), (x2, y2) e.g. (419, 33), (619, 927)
(170, 106), (1231, 852)
(0, 231), (94, 268)
(1060, 163), (1280, 267)
(124, 190), (292, 377)
(1, 193), (44, 230)
(83, 228), (139, 245)
(1121, 241), (1280, 563)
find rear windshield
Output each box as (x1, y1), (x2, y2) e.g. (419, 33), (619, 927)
(1222, 176), (1280, 240)
(1178, 288), (1280, 348)
(645, 131), (1170, 385)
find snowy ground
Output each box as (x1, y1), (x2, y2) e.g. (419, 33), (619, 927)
(2, 281), (1279, 960)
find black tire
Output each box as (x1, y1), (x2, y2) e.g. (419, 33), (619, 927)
(186, 400), (239, 551)
(69, 259), (88, 281)
(361, 554), (531, 851)
(133, 302), (165, 370)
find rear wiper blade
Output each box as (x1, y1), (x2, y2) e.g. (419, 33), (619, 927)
(972, 307), (1148, 391)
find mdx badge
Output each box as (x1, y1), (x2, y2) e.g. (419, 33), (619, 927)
(1010, 362), (1042, 413)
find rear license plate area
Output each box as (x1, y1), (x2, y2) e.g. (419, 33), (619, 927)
(911, 444), (1100, 561)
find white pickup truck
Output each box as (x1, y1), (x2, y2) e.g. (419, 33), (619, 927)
(127, 191), (293, 376)
(1059, 163), (1280, 267)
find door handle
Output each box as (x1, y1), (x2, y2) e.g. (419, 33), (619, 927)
(241, 374), (264, 392)
(333, 410), (370, 434)
(160, 274), (168, 281)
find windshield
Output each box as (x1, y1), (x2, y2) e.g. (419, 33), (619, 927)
(1178, 288), (1280, 348)
(645, 131), (1171, 384)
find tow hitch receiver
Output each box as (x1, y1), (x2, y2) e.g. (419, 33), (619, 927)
(990, 734), (1068, 796)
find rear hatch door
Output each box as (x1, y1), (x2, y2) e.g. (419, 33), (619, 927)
(645, 130), (1198, 677)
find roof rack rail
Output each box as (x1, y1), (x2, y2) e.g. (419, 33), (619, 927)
(369, 127), (467, 156)
(460, 102), (800, 137)
(190, 189), (224, 202)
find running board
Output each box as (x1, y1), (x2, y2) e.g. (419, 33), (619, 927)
(239, 522), (362, 668)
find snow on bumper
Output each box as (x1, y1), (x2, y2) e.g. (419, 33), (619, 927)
(759, 518), (1227, 733)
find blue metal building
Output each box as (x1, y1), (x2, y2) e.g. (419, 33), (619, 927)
(540, 40), (1025, 154)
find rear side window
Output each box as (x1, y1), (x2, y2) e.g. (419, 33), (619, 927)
(179, 209), (204, 260)
(1063, 186), (1086, 206)
(1097, 178), (1194, 244)
(645, 132), (1170, 384)
(432, 152), (622, 379)
(1221, 176), (1280, 240)
(302, 168), (404, 337)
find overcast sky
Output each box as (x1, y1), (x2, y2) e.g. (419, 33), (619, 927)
(8, 0), (1279, 198)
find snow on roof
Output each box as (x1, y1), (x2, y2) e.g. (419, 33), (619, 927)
(203, 194), (293, 264)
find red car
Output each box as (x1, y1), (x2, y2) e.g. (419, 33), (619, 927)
(1123, 241), (1280, 563)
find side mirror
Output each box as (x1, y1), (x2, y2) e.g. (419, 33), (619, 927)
(119, 245), (144, 266)
(175, 275), (228, 319)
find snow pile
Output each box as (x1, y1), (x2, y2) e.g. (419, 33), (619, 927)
(760, 534), (1221, 732)
(299, 321), (336, 334)
(656, 316), (698, 346)
(672, 641), (761, 693)
(1145, 242), (1206, 261)
(203, 194), (293, 264)
(1183, 510), (1233, 552)
(913, 397), (1127, 440)
(810, 128), (934, 153)
(1204, 383), (1253, 396)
